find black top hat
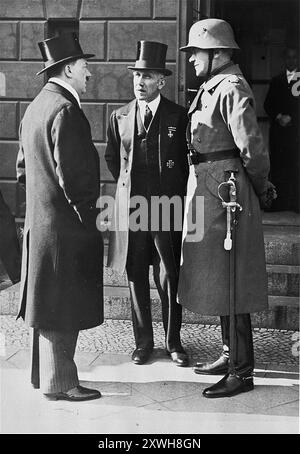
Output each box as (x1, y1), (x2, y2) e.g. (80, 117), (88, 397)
(128, 41), (172, 76)
(36, 32), (94, 76)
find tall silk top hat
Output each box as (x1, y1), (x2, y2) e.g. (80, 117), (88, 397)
(36, 32), (95, 76)
(128, 41), (172, 76)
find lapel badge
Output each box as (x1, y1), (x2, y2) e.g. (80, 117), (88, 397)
(166, 160), (175, 169)
(168, 126), (176, 138)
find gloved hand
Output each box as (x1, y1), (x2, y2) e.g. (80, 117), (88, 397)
(259, 181), (277, 210)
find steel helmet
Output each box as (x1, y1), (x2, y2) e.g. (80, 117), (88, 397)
(180, 18), (239, 52)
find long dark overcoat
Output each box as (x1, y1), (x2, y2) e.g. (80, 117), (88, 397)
(264, 72), (299, 211)
(105, 96), (189, 273)
(0, 189), (21, 283)
(16, 82), (103, 331)
(178, 64), (270, 316)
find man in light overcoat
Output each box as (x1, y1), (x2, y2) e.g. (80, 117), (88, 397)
(179, 19), (276, 398)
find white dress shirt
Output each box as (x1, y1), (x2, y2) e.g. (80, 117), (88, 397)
(48, 77), (81, 108)
(138, 94), (161, 124)
(286, 69), (297, 84)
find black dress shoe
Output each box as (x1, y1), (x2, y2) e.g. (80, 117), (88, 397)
(193, 355), (229, 375)
(203, 373), (254, 398)
(167, 350), (189, 367)
(131, 347), (152, 365)
(44, 385), (101, 401)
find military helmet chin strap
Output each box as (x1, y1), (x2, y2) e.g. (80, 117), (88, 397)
(205, 49), (215, 81)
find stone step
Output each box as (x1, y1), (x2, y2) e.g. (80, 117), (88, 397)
(1, 282), (298, 330)
(103, 264), (300, 297)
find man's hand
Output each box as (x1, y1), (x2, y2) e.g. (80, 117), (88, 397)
(259, 181), (277, 210)
(276, 113), (292, 127)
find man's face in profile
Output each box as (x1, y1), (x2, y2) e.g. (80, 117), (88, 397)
(285, 49), (298, 72)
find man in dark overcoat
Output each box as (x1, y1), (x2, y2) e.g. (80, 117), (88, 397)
(264, 46), (299, 212)
(105, 41), (189, 366)
(179, 19), (275, 398)
(0, 189), (21, 283)
(16, 33), (103, 401)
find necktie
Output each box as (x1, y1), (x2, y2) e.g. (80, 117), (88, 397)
(144, 104), (153, 130)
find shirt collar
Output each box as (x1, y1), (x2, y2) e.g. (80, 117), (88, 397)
(202, 63), (242, 92)
(138, 94), (161, 118)
(48, 77), (81, 108)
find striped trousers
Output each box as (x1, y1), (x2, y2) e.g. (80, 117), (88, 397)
(31, 328), (79, 394)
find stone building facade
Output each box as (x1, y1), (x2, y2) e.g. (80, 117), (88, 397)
(0, 0), (179, 219)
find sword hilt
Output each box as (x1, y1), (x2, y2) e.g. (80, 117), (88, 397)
(218, 170), (242, 251)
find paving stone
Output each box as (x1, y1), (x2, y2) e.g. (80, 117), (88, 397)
(161, 391), (255, 414)
(131, 381), (199, 403)
(261, 399), (299, 417)
(230, 384), (299, 411)
(1, 316), (298, 368)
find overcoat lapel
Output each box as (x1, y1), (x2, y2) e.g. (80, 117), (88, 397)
(118, 100), (136, 165)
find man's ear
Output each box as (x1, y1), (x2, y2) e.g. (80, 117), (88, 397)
(158, 76), (166, 90)
(212, 49), (221, 60)
(63, 63), (73, 79)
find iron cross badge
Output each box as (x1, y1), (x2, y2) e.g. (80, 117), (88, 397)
(166, 160), (175, 168)
(168, 126), (176, 138)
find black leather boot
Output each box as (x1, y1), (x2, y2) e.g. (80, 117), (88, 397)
(203, 373), (254, 398)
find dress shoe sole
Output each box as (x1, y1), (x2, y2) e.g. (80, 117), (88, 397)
(132, 359), (149, 365)
(193, 367), (228, 375)
(166, 351), (189, 367)
(44, 393), (101, 402)
(203, 383), (254, 399)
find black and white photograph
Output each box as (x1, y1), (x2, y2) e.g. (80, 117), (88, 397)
(0, 0), (299, 438)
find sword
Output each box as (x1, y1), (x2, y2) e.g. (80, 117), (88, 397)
(218, 170), (242, 375)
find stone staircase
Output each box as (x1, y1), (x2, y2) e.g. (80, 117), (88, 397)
(1, 212), (299, 330)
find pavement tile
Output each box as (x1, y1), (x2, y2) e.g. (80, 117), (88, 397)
(264, 371), (299, 379)
(159, 390), (256, 415)
(3, 348), (30, 369)
(230, 384), (299, 411)
(130, 381), (199, 403)
(263, 398), (299, 417)
(0, 346), (21, 360)
(86, 352), (131, 366)
(80, 379), (131, 396)
(73, 352), (101, 371)
(265, 363), (299, 373)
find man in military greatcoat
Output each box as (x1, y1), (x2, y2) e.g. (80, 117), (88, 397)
(17, 33), (103, 401)
(179, 19), (276, 397)
(105, 41), (189, 366)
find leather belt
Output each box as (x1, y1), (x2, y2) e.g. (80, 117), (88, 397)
(188, 148), (240, 165)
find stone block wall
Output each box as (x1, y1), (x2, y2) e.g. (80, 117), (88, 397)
(0, 0), (179, 217)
